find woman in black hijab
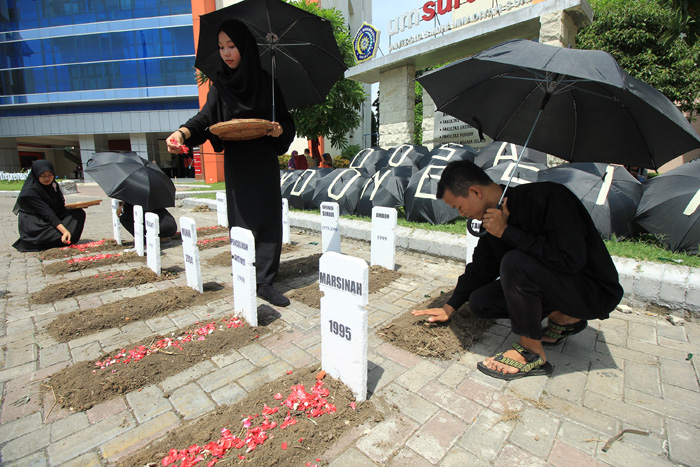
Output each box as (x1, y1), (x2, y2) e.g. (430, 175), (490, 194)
(166, 20), (295, 307)
(12, 160), (86, 252)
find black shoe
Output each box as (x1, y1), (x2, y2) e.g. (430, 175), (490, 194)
(257, 285), (290, 307)
(160, 237), (173, 247)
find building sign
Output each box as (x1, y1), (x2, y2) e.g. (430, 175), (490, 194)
(433, 111), (491, 150)
(388, 0), (535, 52)
(353, 22), (380, 63)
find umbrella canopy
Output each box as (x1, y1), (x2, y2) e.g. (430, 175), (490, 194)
(418, 143), (477, 169)
(286, 168), (333, 210)
(635, 160), (700, 254)
(348, 147), (389, 176)
(85, 152), (175, 211)
(539, 163), (642, 238)
(195, 0), (347, 111)
(280, 170), (303, 198)
(475, 141), (549, 169)
(356, 166), (412, 217)
(417, 39), (700, 170)
(404, 165), (460, 225)
(485, 161), (547, 187)
(311, 168), (369, 216)
(378, 144), (429, 174)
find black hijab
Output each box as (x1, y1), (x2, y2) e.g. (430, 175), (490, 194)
(13, 160), (65, 215)
(214, 20), (273, 119)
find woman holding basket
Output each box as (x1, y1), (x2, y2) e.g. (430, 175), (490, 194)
(167, 19), (295, 307)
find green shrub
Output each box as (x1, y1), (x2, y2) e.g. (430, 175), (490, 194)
(278, 154), (291, 170)
(334, 156), (350, 168)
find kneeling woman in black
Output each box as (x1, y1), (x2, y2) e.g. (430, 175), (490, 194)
(12, 160), (86, 252)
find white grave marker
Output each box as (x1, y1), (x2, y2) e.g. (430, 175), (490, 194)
(320, 252), (368, 401)
(216, 192), (228, 227)
(145, 212), (161, 275)
(180, 217), (203, 293)
(111, 199), (122, 245)
(133, 205), (145, 256)
(230, 227), (258, 327)
(282, 198), (290, 244)
(371, 207), (397, 270)
(320, 201), (340, 253)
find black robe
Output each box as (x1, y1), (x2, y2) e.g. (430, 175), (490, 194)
(447, 182), (623, 319)
(13, 160), (86, 252)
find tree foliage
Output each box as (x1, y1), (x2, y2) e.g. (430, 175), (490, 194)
(288, 0), (367, 149)
(577, 0), (700, 117)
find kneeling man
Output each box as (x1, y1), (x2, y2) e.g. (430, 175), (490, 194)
(413, 161), (623, 380)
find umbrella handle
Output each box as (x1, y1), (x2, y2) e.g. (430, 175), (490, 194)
(467, 218), (488, 237)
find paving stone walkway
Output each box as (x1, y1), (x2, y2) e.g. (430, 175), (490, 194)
(0, 183), (698, 466)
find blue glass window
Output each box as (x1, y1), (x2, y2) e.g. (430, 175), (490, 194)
(1, 0), (191, 32)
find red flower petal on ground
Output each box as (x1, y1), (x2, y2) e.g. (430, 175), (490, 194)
(281, 442), (288, 450)
(273, 393), (283, 400)
(286, 370), (293, 374)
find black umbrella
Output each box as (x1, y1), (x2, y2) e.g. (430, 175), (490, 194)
(485, 161), (547, 187)
(418, 39), (700, 170)
(280, 170), (303, 198)
(418, 39), (700, 235)
(195, 0), (347, 116)
(635, 160), (700, 254)
(286, 168), (333, 210)
(404, 165), (460, 225)
(348, 147), (389, 176)
(539, 163), (642, 238)
(475, 141), (549, 170)
(85, 152), (175, 211)
(378, 144), (429, 174)
(356, 166), (412, 217)
(417, 143), (477, 169)
(311, 168), (369, 216)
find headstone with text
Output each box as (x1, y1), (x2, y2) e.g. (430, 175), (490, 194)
(230, 227), (258, 327)
(133, 205), (145, 256)
(111, 198), (122, 245)
(371, 207), (397, 270)
(282, 198), (290, 244)
(145, 212), (161, 276)
(319, 252), (368, 401)
(216, 192), (228, 227)
(320, 202), (340, 253)
(180, 217), (203, 293)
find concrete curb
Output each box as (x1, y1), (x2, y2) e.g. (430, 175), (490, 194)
(182, 196), (700, 313)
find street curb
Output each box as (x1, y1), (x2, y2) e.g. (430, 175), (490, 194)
(184, 196), (699, 313)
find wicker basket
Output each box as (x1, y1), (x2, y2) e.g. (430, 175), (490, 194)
(209, 118), (274, 141)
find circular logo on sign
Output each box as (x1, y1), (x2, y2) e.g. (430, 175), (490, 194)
(353, 23), (380, 63)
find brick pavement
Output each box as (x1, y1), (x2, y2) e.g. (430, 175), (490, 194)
(0, 183), (698, 466)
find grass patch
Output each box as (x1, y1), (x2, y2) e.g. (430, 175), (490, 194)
(605, 234), (700, 268)
(0, 180), (24, 191)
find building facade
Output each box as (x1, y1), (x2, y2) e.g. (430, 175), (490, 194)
(0, 0), (200, 179)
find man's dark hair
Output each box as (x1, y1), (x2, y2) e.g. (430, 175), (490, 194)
(437, 160), (494, 199)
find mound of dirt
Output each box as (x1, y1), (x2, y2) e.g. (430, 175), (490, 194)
(30, 267), (179, 304)
(47, 282), (229, 342)
(49, 314), (274, 412)
(38, 239), (127, 260)
(377, 289), (494, 360)
(116, 366), (381, 467)
(42, 251), (145, 275)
